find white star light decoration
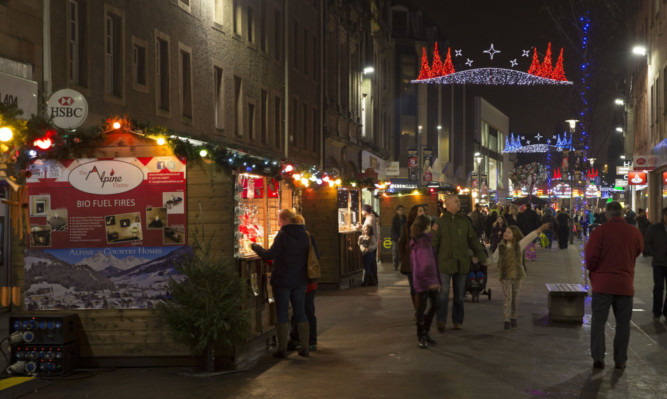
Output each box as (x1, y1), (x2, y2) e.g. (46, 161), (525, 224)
(455, 49), (462, 57)
(535, 133), (543, 141)
(465, 58), (474, 67)
(510, 59), (518, 67)
(522, 49), (530, 57)
(483, 43), (501, 60)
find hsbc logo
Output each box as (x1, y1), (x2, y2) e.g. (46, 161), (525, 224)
(47, 89), (88, 129)
(57, 96), (74, 106)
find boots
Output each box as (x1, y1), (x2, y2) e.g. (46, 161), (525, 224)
(412, 294), (419, 321)
(297, 322), (310, 357)
(274, 323), (289, 358)
(423, 314), (436, 345)
(417, 324), (427, 349)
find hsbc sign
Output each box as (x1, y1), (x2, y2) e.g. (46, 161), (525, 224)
(46, 89), (88, 129)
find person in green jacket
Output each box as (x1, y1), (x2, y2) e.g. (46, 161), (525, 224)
(432, 194), (488, 332)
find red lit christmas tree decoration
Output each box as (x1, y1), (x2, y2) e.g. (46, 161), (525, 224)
(540, 42), (553, 78)
(527, 48), (541, 75)
(442, 47), (456, 75)
(550, 48), (567, 81)
(417, 47), (432, 80)
(430, 42), (444, 77)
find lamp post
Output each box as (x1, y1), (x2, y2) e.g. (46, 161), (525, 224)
(565, 119), (579, 211)
(474, 152), (483, 205)
(417, 125), (423, 188)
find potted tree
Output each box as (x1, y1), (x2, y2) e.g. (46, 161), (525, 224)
(158, 236), (249, 373)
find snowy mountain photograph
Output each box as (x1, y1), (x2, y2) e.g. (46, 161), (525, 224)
(24, 246), (191, 310)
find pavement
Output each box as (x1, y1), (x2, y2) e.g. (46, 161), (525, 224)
(1, 237), (667, 398)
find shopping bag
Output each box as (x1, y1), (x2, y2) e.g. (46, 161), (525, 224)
(539, 232), (549, 248)
(525, 241), (537, 261)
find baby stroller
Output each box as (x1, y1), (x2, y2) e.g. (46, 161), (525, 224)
(466, 261), (491, 302)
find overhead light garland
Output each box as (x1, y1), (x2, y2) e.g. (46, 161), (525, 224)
(502, 132), (573, 153)
(412, 43), (571, 86)
(0, 107), (378, 191)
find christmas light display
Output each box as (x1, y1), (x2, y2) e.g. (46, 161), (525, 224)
(413, 43), (570, 86)
(502, 132), (573, 153)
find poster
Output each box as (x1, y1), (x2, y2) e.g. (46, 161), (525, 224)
(24, 156), (187, 310)
(422, 148), (433, 183)
(408, 148), (418, 181)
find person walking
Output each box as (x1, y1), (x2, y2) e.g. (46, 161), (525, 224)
(468, 204), (486, 241)
(540, 208), (555, 249)
(643, 207), (667, 322)
(635, 208), (651, 237)
(410, 215), (441, 349)
(399, 205), (427, 318)
(518, 202), (540, 236)
(251, 209), (310, 358)
(555, 208), (571, 249)
(432, 194), (487, 332)
(585, 201), (644, 369)
(489, 215), (508, 253)
(390, 205), (406, 271)
(505, 204), (522, 230)
(490, 223), (550, 332)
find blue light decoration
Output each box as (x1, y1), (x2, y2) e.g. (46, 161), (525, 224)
(502, 132), (573, 153)
(579, 14), (591, 164)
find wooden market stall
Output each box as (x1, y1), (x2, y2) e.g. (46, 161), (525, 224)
(301, 186), (364, 289)
(8, 132), (291, 368)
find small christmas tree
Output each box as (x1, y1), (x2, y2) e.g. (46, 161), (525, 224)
(417, 47), (432, 80)
(540, 42), (553, 78)
(527, 48), (541, 75)
(442, 47), (456, 75)
(550, 48), (568, 81)
(430, 42), (444, 77)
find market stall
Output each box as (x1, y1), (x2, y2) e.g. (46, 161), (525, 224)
(301, 186), (363, 289)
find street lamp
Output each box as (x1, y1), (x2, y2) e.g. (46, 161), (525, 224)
(565, 119), (579, 211)
(614, 98), (625, 106)
(417, 125), (423, 187)
(632, 45), (647, 56)
(616, 127), (624, 133)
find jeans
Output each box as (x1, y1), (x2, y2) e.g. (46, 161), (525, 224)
(391, 240), (399, 270)
(363, 250), (378, 285)
(653, 266), (667, 318)
(274, 285), (307, 324)
(290, 289), (317, 345)
(590, 292), (633, 363)
(437, 272), (467, 325)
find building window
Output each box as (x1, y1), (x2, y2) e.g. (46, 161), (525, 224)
(233, 0), (243, 36)
(68, 0), (88, 87)
(292, 21), (298, 67)
(214, 66), (224, 129)
(180, 47), (193, 119)
(248, 103), (256, 140)
(260, 0), (267, 52)
(391, 7), (408, 36)
(105, 12), (123, 97)
(302, 103), (308, 149)
(213, 0), (223, 25)
(177, 0), (191, 13)
(291, 98), (298, 146)
(274, 9), (281, 61)
(303, 29), (309, 75)
(312, 36), (318, 79)
(312, 107), (319, 153)
(156, 35), (170, 112)
(247, 6), (255, 43)
(274, 96), (282, 149)
(234, 76), (243, 136)
(132, 41), (147, 87)
(261, 89), (268, 144)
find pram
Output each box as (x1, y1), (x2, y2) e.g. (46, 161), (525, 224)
(466, 261), (491, 302)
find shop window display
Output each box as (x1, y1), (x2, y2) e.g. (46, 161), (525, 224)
(337, 188), (359, 232)
(235, 174), (290, 258)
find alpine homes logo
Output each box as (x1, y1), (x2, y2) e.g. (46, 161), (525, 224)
(69, 160), (144, 195)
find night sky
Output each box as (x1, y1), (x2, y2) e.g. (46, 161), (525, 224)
(414, 0), (625, 166)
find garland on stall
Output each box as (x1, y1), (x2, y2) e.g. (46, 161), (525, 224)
(0, 107), (380, 190)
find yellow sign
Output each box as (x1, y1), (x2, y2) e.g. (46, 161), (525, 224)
(383, 237), (392, 249)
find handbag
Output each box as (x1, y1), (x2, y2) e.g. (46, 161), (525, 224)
(306, 232), (321, 280)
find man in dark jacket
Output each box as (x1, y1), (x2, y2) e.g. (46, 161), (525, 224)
(390, 205), (406, 271)
(643, 207), (667, 322)
(555, 208), (572, 249)
(432, 194), (487, 332)
(635, 208), (651, 237)
(585, 201), (644, 370)
(518, 202), (540, 236)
